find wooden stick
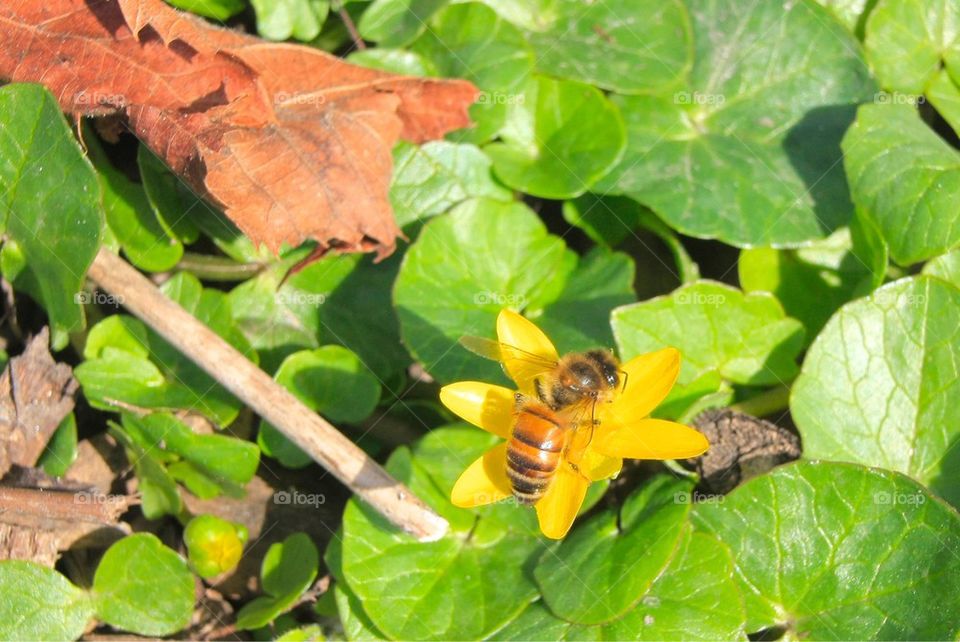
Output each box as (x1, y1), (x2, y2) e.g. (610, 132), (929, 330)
(87, 248), (448, 541)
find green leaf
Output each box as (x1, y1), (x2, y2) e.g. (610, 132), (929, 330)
(252, 0), (330, 41)
(738, 225), (883, 339)
(85, 130), (181, 272)
(926, 68), (960, 136)
(391, 140), (511, 228)
(393, 198), (569, 385)
(110, 421), (183, 518)
(259, 346), (380, 468)
(237, 533), (319, 629)
(358, 0), (447, 46)
(165, 0), (245, 20)
(814, 0), (873, 33)
(0, 561), (94, 641)
(613, 281), (805, 387)
(412, 3), (534, 144)
(596, 1), (875, 247)
(924, 248), (960, 286)
(536, 248), (635, 353)
(93, 533), (194, 636)
(693, 461), (960, 639)
(326, 534), (389, 641)
(123, 412), (259, 491)
(347, 48), (436, 76)
(485, 75), (625, 199)
(494, 531), (746, 641)
(137, 146), (201, 245)
(38, 413), (78, 477)
(792, 276), (960, 507)
(471, 0), (557, 31)
(528, 0), (691, 94)
(563, 193), (700, 283)
(843, 103), (960, 264)
(0, 84), (103, 349)
(534, 475), (693, 625)
(76, 273), (256, 425)
(865, 0), (960, 93)
(339, 426), (544, 641)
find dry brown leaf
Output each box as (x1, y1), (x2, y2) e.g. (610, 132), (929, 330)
(0, 328), (78, 476)
(0, 0), (478, 257)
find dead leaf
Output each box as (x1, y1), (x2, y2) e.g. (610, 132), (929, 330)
(687, 408), (802, 494)
(0, 0), (477, 258)
(0, 328), (78, 476)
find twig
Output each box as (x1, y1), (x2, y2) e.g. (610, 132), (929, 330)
(335, 1), (366, 51)
(87, 248), (448, 542)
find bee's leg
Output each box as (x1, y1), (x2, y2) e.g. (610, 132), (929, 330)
(534, 377), (547, 403)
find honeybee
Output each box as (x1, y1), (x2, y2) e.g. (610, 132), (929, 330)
(460, 337), (625, 504)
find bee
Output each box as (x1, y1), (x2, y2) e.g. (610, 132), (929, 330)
(460, 337), (626, 504)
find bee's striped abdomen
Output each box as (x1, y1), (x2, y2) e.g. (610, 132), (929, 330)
(507, 401), (566, 505)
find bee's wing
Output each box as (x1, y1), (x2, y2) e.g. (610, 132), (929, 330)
(459, 336), (559, 369)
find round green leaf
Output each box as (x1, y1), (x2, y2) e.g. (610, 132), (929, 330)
(412, 3), (534, 143)
(251, 0), (329, 41)
(613, 281), (805, 388)
(166, 0), (245, 20)
(348, 48), (436, 76)
(0, 84), (103, 349)
(865, 0), (960, 93)
(534, 476), (693, 625)
(792, 276), (960, 507)
(739, 224), (883, 339)
(339, 426), (544, 641)
(596, 0), (875, 247)
(924, 248), (960, 287)
(390, 140), (511, 228)
(485, 76), (625, 199)
(93, 533), (194, 636)
(0, 561), (94, 641)
(393, 198), (569, 384)
(259, 345), (380, 468)
(137, 146), (200, 245)
(693, 461), (960, 639)
(495, 531), (746, 641)
(815, 0), (873, 32)
(358, 0), (447, 47)
(529, 0), (691, 94)
(843, 103), (960, 265)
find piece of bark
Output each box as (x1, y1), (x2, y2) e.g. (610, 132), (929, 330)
(0, 328), (78, 476)
(0, 486), (133, 565)
(65, 434), (129, 496)
(687, 408), (802, 494)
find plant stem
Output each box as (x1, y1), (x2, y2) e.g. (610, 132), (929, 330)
(174, 252), (264, 282)
(730, 384), (791, 418)
(87, 248), (448, 542)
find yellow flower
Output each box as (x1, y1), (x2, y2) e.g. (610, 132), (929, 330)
(440, 309), (709, 539)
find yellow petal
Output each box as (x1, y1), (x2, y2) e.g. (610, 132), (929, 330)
(535, 463), (589, 539)
(583, 450), (623, 482)
(594, 418), (709, 460)
(601, 348), (680, 430)
(451, 443), (513, 507)
(496, 309), (559, 394)
(440, 382), (516, 439)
